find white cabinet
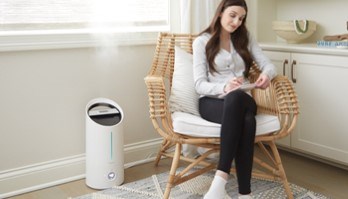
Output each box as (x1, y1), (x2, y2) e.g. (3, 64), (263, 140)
(264, 50), (348, 165)
(292, 53), (348, 165)
(248, 0), (348, 166)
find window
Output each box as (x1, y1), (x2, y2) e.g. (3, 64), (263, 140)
(0, 0), (169, 32)
(0, 0), (169, 51)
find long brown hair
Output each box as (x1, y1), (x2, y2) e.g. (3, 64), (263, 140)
(200, 0), (253, 78)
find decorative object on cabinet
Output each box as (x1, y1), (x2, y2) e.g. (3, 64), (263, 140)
(320, 22), (348, 49)
(323, 34), (348, 41)
(317, 40), (348, 49)
(272, 20), (316, 43)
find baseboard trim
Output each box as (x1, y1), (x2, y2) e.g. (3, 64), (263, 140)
(278, 146), (348, 171)
(0, 138), (163, 198)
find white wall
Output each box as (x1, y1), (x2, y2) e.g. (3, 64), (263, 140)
(0, 43), (162, 197)
(275, 0), (347, 42)
(249, 0), (348, 43)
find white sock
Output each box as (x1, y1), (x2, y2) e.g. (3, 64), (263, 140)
(238, 194), (252, 199)
(204, 175), (228, 199)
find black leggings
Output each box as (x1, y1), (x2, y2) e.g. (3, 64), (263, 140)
(199, 90), (257, 194)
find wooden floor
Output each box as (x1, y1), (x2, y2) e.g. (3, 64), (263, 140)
(8, 149), (348, 199)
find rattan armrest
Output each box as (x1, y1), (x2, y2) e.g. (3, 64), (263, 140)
(253, 75), (299, 140)
(144, 74), (180, 141)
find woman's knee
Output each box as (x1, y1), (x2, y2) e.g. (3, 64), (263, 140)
(224, 90), (245, 107)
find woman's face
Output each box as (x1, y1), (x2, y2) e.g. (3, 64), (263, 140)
(220, 5), (246, 34)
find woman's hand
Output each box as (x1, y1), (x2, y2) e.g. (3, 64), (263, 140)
(224, 76), (244, 93)
(255, 74), (270, 89)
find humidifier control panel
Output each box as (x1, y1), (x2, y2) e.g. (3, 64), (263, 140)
(88, 108), (120, 116)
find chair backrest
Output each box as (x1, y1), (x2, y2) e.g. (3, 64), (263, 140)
(145, 32), (299, 140)
(145, 33), (198, 140)
(147, 33), (196, 86)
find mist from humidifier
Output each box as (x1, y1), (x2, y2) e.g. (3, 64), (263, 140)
(87, 1), (131, 95)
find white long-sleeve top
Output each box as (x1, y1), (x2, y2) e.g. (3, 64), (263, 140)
(192, 33), (277, 97)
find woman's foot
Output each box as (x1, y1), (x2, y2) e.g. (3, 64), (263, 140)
(203, 175), (231, 199)
(238, 194), (252, 199)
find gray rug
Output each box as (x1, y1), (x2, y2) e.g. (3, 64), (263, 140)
(70, 168), (330, 199)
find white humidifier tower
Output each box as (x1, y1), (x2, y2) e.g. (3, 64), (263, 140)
(85, 98), (124, 189)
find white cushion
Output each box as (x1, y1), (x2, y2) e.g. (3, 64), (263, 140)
(168, 46), (200, 116)
(172, 112), (280, 137)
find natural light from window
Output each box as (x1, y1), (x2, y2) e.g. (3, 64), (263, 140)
(0, 0), (169, 33)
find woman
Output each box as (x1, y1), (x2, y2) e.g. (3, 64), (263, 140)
(192, 0), (277, 198)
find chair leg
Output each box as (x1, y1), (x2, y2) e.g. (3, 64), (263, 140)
(155, 139), (175, 166)
(268, 141), (293, 199)
(155, 139), (167, 166)
(163, 143), (182, 199)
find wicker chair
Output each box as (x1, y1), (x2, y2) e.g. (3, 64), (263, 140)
(144, 32), (299, 199)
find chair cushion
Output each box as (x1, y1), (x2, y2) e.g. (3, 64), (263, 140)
(172, 112), (280, 137)
(168, 46), (200, 116)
